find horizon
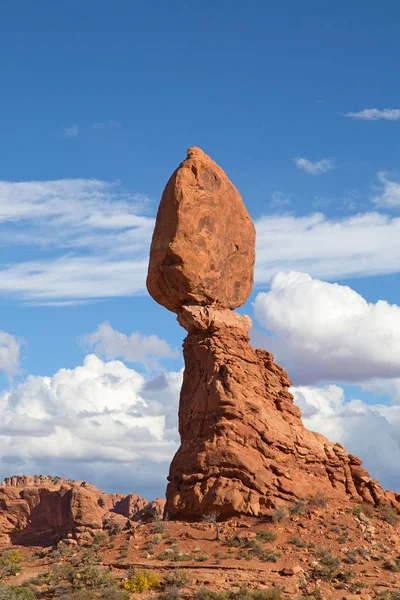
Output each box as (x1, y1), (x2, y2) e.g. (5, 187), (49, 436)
(1, 0), (400, 500)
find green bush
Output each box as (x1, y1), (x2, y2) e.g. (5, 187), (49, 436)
(0, 586), (36, 600)
(255, 531), (277, 542)
(352, 502), (375, 518)
(163, 569), (191, 588)
(379, 504), (398, 526)
(0, 550), (24, 577)
(288, 536), (306, 547)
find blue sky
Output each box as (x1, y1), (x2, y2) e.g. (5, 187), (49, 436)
(1, 1), (400, 498)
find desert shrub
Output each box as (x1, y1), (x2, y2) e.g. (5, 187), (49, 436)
(225, 535), (243, 548)
(384, 558), (400, 572)
(309, 492), (328, 508)
(152, 533), (163, 545)
(195, 553), (209, 562)
(343, 549), (358, 564)
(151, 515), (166, 534)
(163, 569), (191, 589)
(123, 569), (160, 593)
(0, 550), (24, 577)
(0, 586), (36, 600)
(160, 585), (181, 600)
(195, 589), (228, 600)
(255, 530), (277, 542)
(158, 545), (193, 562)
(290, 499), (309, 516)
(312, 551), (341, 581)
(93, 531), (110, 547)
(379, 504), (398, 526)
(352, 502), (375, 518)
(288, 536), (306, 548)
(252, 589), (284, 600)
(337, 568), (354, 583)
(271, 506), (286, 523)
(260, 550), (280, 562)
(47, 550), (114, 595)
(100, 591), (130, 600)
(202, 511), (221, 540)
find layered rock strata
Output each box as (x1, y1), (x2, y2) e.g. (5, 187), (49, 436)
(0, 476), (164, 546)
(147, 147), (400, 519)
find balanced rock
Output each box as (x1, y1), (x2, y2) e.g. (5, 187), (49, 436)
(147, 147), (400, 520)
(146, 146), (255, 313)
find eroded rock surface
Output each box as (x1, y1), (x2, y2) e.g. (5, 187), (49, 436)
(147, 147), (400, 520)
(165, 306), (400, 518)
(0, 476), (163, 546)
(147, 146), (255, 312)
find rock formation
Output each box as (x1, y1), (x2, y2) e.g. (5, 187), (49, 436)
(147, 146), (400, 519)
(0, 476), (164, 546)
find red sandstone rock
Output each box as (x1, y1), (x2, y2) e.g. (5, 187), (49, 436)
(145, 149), (400, 520)
(0, 476), (154, 546)
(165, 306), (400, 518)
(146, 146), (256, 313)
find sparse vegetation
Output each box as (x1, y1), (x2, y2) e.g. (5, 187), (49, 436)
(309, 492), (328, 508)
(122, 569), (160, 593)
(163, 569), (191, 589)
(255, 530), (277, 542)
(379, 504), (398, 526)
(289, 499), (309, 516)
(288, 535), (306, 547)
(0, 550), (24, 577)
(270, 506), (286, 523)
(158, 544), (193, 562)
(384, 558), (400, 572)
(352, 502), (375, 518)
(202, 511), (221, 541)
(0, 586), (36, 600)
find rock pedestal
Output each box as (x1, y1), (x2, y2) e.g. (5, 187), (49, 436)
(147, 147), (400, 519)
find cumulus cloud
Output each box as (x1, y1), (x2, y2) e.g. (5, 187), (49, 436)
(82, 322), (178, 369)
(294, 158), (334, 175)
(253, 271), (400, 385)
(0, 354), (182, 497)
(0, 332), (23, 380)
(255, 212), (400, 283)
(292, 384), (400, 492)
(373, 172), (400, 208)
(344, 108), (400, 121)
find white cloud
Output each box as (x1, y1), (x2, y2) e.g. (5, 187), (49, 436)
(64, 125), (80, 138)
(255, 212), (400, 283)
(0, 179), (154, 302)
(82, 322), (178, 369)
(294, 157), (334, 175)
(253, 271), (400, 384)
(4, 176), (400, 303)
(0, 354), (182, 497)
(0, 332), (23, 380)
(373, 172), (400, 208)
(344, 108), (400, 121)
(292, 384), (400, 492)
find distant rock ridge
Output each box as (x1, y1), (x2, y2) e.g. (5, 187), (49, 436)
(146, 147), (400, 519)
(0, 475), (165, 546)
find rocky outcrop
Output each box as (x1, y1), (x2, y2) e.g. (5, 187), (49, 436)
(146, 147), (400, 520)
(147, 146), (255, 313)
(0, 477), (161, 546)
